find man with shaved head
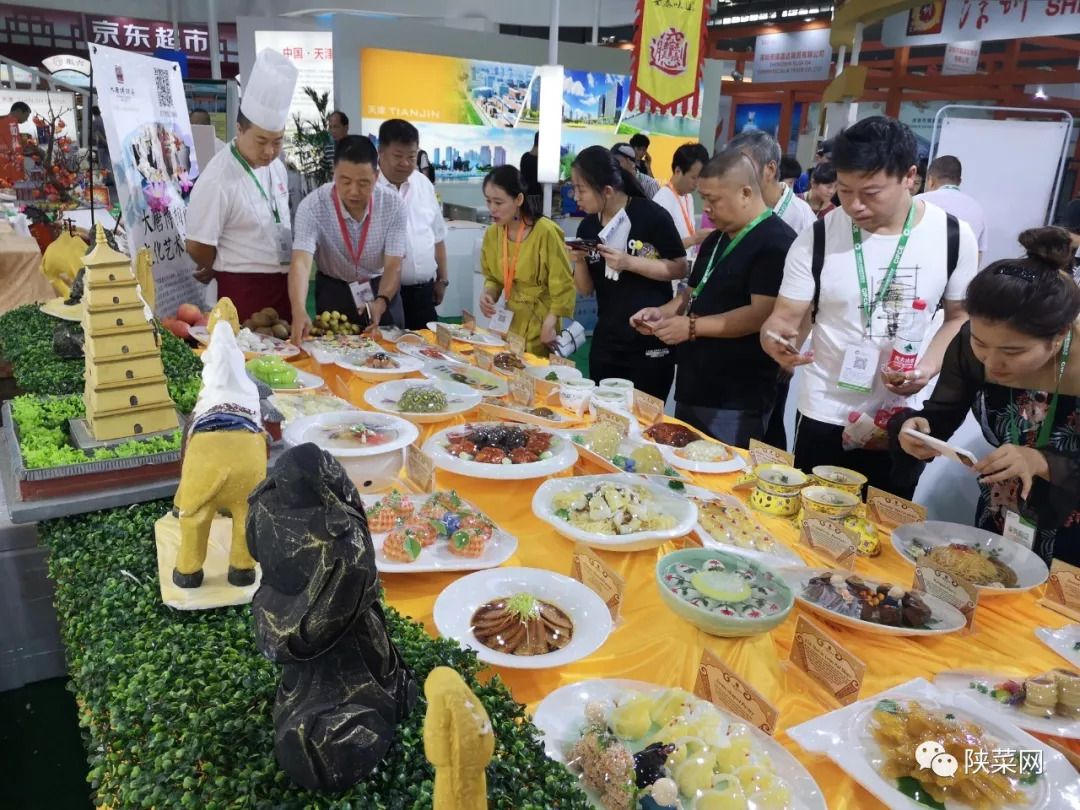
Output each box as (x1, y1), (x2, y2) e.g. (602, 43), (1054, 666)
(629, 150), (797, 445)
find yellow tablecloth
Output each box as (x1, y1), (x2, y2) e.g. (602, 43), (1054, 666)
(293, 334), (1078, 809)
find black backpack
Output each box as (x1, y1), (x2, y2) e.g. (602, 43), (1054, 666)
(810, 212), (960, 321)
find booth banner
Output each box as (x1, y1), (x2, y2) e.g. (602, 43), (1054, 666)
(253, 30), (334, 129)
(627, 0), (707, 115)
(88, 44), (203, 316)
(884, 0), (1080, 46)
(942, 40), (980, 76)
(752, 29), (833, 83)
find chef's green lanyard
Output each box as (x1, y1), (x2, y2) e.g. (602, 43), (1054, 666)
(690, 210), (772, 304)
(1008, 331), (1073, 449)
(852, 201), (915, 333)
(230, 144), (280, 224)
(774, 185), (793, 218)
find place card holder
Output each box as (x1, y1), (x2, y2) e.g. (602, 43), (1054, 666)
(569, 542), (625, 625)
(786, 614), (866, 707)
(549, 355), (575, 368)
(508, 370), (535, 407)
(593, 405), (631, 438)
(404, 444), (435, 494)
(506, 332), (526, 357)
(633, 390), (665, 425)
(1039, 559), (1080, 622)
(692, 648), (779, 735)
(435, 323), (453, 350)
(799, 515), (857, 571)
(461, 309), (476, 331)
(865, 487), (926, 530)
(748, 439), (793, 469)
(913, 561), (979, 635)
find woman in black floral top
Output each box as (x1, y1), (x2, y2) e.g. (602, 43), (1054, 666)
(890, 227), (1080, 565)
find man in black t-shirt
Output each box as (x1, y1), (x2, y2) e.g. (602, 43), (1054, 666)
(630, 151), (796, 447)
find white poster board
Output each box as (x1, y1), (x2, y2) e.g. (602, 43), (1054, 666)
(0, 89), (78, 138)
(941, 41), (980, 76)
(253, 29), (333, 131)
(935, 114), (1071, 267)
(752, 29), (833, 83)
(88, 43), (205, 317)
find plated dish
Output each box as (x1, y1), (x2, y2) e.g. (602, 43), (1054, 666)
(397, 341), (471, 366)
(533, 474), (698, 552)
(301, 334), (380, 364)
(524, 364), (584, 385)
(785, 567), (967, 637)
(424, 421), (577, 480)
(533, 679), (826, 810)
(892, 521), (1049, 596)
(934, 669), (1080, 741)
(246, 356), (324, 392)
(267, 392), (357, 426)
(482, 401), (578, 428)
(425, 321), (506, 347)
(492, 351), (527, 375)
(682, 484), (803, 567)
(566, 424), (685, 480)
(422, 361), (509, 397)
(1035, 625), (1080, 669)
(642, 423), (702, 448)
(335, 350), (425, 381)
(361, 489), (518, 573)
(363, 379), (481, 424)
(788, 677), (1080, 810)
(192, 326), (301, 357)
(661, 439), (747, 475)
(432, 567), (612, 669)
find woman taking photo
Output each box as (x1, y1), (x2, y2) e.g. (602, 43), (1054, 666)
(891, 227), (1080, 566)
(478, 166), (576, 356)
(801, 162), (837, 218)
(569, 145), (687, 400)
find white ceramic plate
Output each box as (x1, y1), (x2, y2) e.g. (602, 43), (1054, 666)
(934, 670), (1080, 741)
(269, 392), (356, 427)
(423, 422), (576, 480)
(673, 481), (805, 567)
(302, 335), (381, 364)
(891, 521), (1049, 596)
(660, 440), (748, 474)
(255, 367), (324, 394)
(788, 677), (1080, 810)
(426, 321), (506, 347)
(533, 678), (827, 810)
(432, 567), (612, 669)
(359, 492), (519, 574)
(783, 566), (967, 637)
(422, 361), (509, 397)
(1035, 625), (1080, 669)
(335, 351), (426, 382)
(523, 364), (583, 384)
(556, 428), (687, 481)
(532, 473), (698, 552)
(397, 341), (471, 366)
(40, 297), (83, 322)
(363, 379), (482, 424)
(378, 326), (423, 343)
(282, 410), (419, 457)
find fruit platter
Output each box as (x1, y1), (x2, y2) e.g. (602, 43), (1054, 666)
(360, 489), (518, 573)
(533, 679), (826, 810)
(424, 422), (578, 479)
(426, 321), (506, 347)
(309, 309), (365, 338)
(563, 423), (686, 480)
(363, 379), (481, 424)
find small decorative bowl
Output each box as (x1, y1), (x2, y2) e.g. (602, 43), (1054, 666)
(800, 486), (861, 519)
(811, 465), (867, 496)
(655, 547), (794, 637)
(845, 514), (881, 556)
(753, 464), (808, 496)
(750, 486), (802, 518)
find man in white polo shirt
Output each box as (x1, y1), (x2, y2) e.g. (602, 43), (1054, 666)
(728, 129), (816, 235)
(376, 118), (449, 330)
(651, 142), (712, 255)
(186, 48), (297, 323)
(917, 155), (987, 265)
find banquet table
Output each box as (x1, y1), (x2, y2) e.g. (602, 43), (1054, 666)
(293, 332), (1080, 809)
(0, 220), (52, 315)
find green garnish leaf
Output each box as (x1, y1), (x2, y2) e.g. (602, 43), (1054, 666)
(451, 530), (471, 550)
(875, 699), (901, 715)
(895, 777), (947, 809)
(403, 531), (422, 560)
(555, 508), (571, 521)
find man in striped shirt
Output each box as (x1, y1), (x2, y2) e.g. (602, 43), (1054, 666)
(322, 110), (349, 174)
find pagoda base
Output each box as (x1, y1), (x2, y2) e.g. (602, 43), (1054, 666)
(68, 411), (186, 452)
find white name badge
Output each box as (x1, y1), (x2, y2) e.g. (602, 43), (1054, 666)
(349, 281), (375, 310)
(1003, 510), (1037, 550)
(276, 225), (292, 265)
(837, 342), (879, 394)
(488, 307), (514, 336)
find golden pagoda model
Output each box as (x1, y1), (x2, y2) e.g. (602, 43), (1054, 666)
(81, 224), (179, 441)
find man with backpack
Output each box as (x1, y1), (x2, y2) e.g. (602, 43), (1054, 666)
(759, 116), (978, 496)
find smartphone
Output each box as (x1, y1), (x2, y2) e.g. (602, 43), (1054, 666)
(765, 330), (800, 353)
(901, 428), (979, 468)
(565, 238), (600, 251)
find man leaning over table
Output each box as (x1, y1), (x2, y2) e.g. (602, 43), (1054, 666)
(289, 135), (409, 344)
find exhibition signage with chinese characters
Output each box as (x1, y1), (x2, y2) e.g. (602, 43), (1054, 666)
(628, 0), (708, 114)
(883, 0), (1080, 47)
(253, 31), (334, 129)
(942, 40), (981, 76)
(752, 29), (833, 83)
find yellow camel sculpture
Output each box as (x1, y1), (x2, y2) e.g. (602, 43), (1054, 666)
(424, 667), (494, 810)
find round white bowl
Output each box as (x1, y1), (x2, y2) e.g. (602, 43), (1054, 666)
(334, 351), (425, 382)
(524, 364), (584, 384)
(363, 379), (481, 424)
(422, 422), (577, 480)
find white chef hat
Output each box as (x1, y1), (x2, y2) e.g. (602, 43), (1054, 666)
(240, 48), (299, 133)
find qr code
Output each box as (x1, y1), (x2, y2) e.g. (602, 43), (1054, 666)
(154, 68), (173, 108)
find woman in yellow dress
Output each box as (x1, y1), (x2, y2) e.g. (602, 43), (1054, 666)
(478, 166), (576, 357)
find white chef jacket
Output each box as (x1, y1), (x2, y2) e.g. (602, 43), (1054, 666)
(186, 142), (292, 275)
(376, 169), (447, 286)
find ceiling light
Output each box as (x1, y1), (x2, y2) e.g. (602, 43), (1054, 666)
(1035, 87), (1048, 100)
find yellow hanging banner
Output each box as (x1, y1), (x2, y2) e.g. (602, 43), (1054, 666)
(628, 0), (707, 115)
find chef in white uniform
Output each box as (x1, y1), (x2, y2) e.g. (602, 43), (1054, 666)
(186, 48), (298, 323)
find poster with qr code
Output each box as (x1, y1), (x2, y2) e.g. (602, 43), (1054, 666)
(89, 43), (204, 317)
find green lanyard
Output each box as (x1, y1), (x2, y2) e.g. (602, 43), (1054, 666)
(1008, 331), (1073, 449)
(852, 201), (915, 333)
(230, 143), (280, 224)
(774, 185), (793, 218)
(690, 210), (772, 302)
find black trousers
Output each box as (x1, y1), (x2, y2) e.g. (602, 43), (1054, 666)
(315, 273), (404, 328)
(589, 353), (674, 403)
(793, 412), (917, 500)
(399, 281), (438, 331)
(763, 378), (791, 450)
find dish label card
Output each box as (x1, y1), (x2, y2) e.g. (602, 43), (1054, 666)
(800, 517), (857, 570)
(474, 349), (494, 371)
(789, 614), (866, 706)
(748, 439), (794, 469)
(404, 445), (435, 493)
(913, 561), (979, 633)
(509, 370), (535, 407)
(507, 332), (526, 357)
(461, 309), (476, 331)
(569, 542), (624, 624)
(1039, 559), (1080, 622)
(692, 648), (779, 736)
(594, 405), (632, 438)
(633, 391), (665, 425)
(866, 487), (926, 530)
(435, 324), (453, 350)
(550, 355), (576, 368)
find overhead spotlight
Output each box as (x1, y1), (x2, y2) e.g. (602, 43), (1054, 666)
(1035, 86), (1048, 100)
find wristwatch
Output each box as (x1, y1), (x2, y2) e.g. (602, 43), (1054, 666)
(434, 278), (449, 287)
